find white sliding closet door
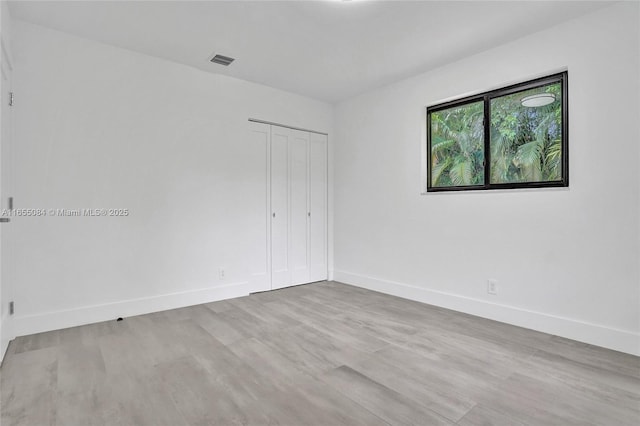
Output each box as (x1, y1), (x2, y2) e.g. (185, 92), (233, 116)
(253, 122), (327, 291)
(289, 130), (310, 285)
(270, 126), (291, 290)
(246, 122), (272, 293)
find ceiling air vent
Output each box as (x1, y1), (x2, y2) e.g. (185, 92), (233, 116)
(210, 54), (235, 66)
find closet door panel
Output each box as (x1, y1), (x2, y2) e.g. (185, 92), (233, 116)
(289, 130), (310, 285)
(270, 128), (290, 289)
(247, 122), (271, 293)
(266, 124), (326, 291)
(309, 133), (328, 282)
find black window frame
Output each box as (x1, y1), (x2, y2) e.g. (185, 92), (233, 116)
(426, 72), (568, 192)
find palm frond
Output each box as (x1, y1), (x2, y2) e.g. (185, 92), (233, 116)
(514, 140), (543, 168)
(545, 139), (562, 163)
(431, 157), (452, 186)
(449, 159), (472, 186)
(431, 139), (456, 154)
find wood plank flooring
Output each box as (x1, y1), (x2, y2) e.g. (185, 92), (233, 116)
(1, 281), (639, 425)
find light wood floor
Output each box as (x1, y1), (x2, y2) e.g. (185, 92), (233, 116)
(1, 281), (639, 425)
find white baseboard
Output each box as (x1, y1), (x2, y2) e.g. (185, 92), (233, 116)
(11, 281), (250, 338)
(333, 270), (640, 356)
(0, 313), (10, 364)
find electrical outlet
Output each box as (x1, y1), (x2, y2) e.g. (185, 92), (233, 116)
(219, 268), (225, 280)
(487, 279), (498, 295)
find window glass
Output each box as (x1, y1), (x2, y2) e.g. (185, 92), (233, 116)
(490, 82), (562, 184)
(426, 72), (567, 192)
(430, 101), (484, 187)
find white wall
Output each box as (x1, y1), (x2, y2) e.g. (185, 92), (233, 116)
(10, 20), (332, 337)
(333, 2), (640, 355)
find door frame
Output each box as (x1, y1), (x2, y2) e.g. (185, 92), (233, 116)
(0, 36), (14, 361)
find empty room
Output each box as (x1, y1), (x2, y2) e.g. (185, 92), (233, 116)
(0, 0), (639, 425)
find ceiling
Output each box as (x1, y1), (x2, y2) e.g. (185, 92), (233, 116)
(8, 0), (614, 103)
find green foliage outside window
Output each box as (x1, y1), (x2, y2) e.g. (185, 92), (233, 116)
(427, 73), (567, 191)
(430, 101), (484, 187)
(490, 83), (562, 184)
